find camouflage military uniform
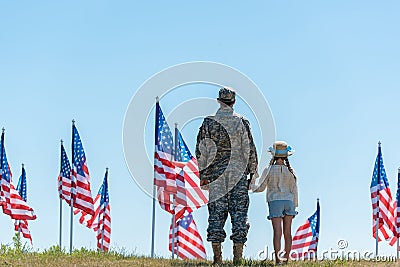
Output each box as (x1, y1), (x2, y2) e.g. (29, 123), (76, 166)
(195, 91), (258, 244)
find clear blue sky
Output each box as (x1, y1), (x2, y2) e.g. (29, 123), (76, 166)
(1, 0), (400, 259)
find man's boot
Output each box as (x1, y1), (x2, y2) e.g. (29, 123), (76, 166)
(233, 243), (244, 265)
(212, 242), (222, 265)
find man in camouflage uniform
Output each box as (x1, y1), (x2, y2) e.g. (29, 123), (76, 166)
(195, 87), (258, 265)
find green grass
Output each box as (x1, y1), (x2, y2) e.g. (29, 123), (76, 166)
(1, 249), (400, 267)
(1, 235), (400, 266)
(2, 248), (400, 267)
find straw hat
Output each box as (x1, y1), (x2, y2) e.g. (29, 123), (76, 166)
(268, 141), (294, 158)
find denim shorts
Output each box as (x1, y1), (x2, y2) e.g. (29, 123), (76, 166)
(267, 200), (298, 220)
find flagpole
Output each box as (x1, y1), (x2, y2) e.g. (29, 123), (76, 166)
(171, 123), (179, 259)
(175, 124), (180, 258)
(100, 168), (108, 252)
(397, 167), (400, 260)
(59, 140), (63, 249)
(17, 163), (24, 240)
(151, 184), (156, 257)
(1, 128), (4, 174)
(59, 198), (62, 248)
(17, 222), (21, 239)
(316, 198), (320, 259)
(0, 129), (4, 202)
(151, 97), (159, 258)
(375, 141), (381, 257)
(70, 120), (75, 254)
(70, 186), (74, 253)
(97, 181), (101, 250)
(171, 199), (176, 259)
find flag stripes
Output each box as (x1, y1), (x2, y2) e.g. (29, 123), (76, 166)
(15, 219), (32, 243)
(2, 185), (36, 220)
(173, 130), (208, 220)
(96, 204), (111, 251)
(177, 160), (208, 210)
(292, 222), (315, 250)
(169, 213), (206, 260)
(154, 151), (178, 194)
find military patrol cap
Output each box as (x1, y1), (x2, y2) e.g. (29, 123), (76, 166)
(217, 87), (236, 104)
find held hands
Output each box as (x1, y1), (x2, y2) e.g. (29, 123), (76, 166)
(202, 175), (258, 191)
(248, 173), (261, 192)
(200, 179), (210, 190)
(247, 173), (255, 191)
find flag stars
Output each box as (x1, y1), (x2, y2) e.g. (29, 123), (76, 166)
(156, 108), (174, 155)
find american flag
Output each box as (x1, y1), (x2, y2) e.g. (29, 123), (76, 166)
(75, 169), (111, 251)
(291, 201), (320, 259)
(169, 213), (206, 260)
(370, 143), (396, 241)
(95, 170), (111, 251)
(14, 165), (32, 243)
(173, 129), (208, 220)
(389, 169), (400, 246)
(72, 124), (94, 216)
(154, 102), (176, 214)
(58, 142), (72, 205)
(0, 132), (36, 220)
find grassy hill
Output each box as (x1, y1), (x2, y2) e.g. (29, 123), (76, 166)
(2, 237), (399, 267)
(2, 247), (400, 267)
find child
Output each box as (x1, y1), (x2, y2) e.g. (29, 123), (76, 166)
(252, 141), (298, 265)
